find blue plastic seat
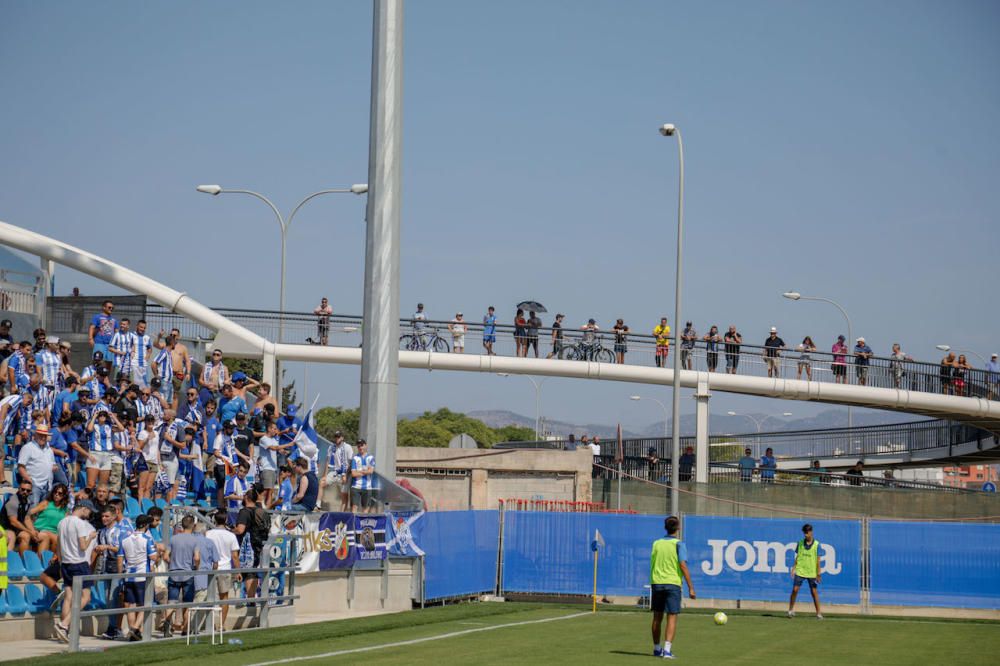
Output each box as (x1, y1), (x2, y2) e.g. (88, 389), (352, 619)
(86, 582), (107, 610)
(0, 591), (7, 615)
(154, 498), (167, 509)
(4, 586), (28, 615)
(126, 496), (141, 519)
(41, 550), (54, 568)
(140, 498), (154, 514)
(197, 499), (212, 509)
(21, 550), (43, 579)
(24, 584), (47, 614)
(6, 551), (26, 580)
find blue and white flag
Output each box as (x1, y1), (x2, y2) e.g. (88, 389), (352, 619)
(591, 528), (606, 552)
(292, 397), (320, 466)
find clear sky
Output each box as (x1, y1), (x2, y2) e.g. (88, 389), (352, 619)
(2, 1), (998, 432)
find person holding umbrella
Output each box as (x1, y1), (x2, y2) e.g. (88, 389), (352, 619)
(515, 301), (547, 359)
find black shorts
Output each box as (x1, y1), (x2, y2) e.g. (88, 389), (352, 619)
(61, 562), (94, 589)
(651, 583), (681, 614)
(832, 364), (846, 377)
(213, 464), (227, 489)
(43, 558), (62, 582)
(123, 581), (146, 604)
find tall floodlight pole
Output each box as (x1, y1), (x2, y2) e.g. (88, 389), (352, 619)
(659, 123), (684, 516)
(361, 0), (404, 480)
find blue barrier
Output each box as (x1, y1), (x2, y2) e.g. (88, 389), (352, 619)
(502, 512), (663, 596)
(684, 516), (861, 604)
(412, 510), (499, 601)
(870, 521), (1000, 609)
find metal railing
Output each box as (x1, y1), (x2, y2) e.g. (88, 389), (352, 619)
(43, 301), (1000, 400)
(498, 418), (997, 465)
(0, 269), (44, 317)
(67, 563), (298, 651)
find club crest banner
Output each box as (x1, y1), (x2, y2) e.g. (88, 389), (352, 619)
(354, 515), (388, 562)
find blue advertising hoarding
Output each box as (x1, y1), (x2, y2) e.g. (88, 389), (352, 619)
(870, 521), (1000, 609)
(678, 516), (861, 604)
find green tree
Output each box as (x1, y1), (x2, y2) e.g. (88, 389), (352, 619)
(221, 357), (296, 408)
(397, 418), (453, 448)
(315, 406), (361, 442)
(495, 424), (535, 442)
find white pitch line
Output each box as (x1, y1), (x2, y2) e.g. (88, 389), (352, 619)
(245, 611), (592, 666)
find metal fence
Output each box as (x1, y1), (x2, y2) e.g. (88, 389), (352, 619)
(43, 300), (1000, 400)
(1, 269), (45, 318)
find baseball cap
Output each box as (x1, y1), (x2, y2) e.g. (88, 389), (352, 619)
(0, 340), (8, 348)
(48, 336), (60, 344)
(588, 318), (596, 324)
(93, 351), (104, 360)
(232, 371), (247, 382)
(993, 353), (998, 358)
(235, 412), (247, 420)
(770, 327), (777, 333)
(837, 334), (845, 341)
(286, 405), (298, 416)
(334, 430), (343, 437)
(223, 420), (235, 428)
(857, 337), (864, 342)
(76, 499), (97, 514)
(0, 319), (11, 327)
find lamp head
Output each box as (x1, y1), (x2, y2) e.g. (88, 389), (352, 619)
(498, 372), (510, 378)
(935, 344), (950, 352)
(727, 411), (737, 416)
(629, 395), (641, 401)
(350, 184), (369, 195)
(196, 185), (222, 196)
(782, 291), (801, 301)
(782, 412), (793, 417)
(658, 123), (677, 137)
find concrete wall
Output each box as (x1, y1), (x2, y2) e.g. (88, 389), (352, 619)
(594, 479), (1000, 520)
(396, 447), (593, 511)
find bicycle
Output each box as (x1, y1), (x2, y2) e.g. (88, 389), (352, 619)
(399, 327), (450, 353)
(558, 335), (615, 363)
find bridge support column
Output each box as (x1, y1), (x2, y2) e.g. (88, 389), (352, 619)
(694, 375), (711, 483)
(262, 349), (277, 397)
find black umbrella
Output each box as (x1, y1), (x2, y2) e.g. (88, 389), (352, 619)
(516, 300), (547, 313)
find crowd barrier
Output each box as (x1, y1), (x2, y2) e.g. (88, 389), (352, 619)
(413, 510), (1000, 610)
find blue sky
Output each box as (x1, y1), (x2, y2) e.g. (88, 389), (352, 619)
(2, 1), (998, 431)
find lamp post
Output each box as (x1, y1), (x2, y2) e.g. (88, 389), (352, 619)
(659, 122), (684, 516)
(196, 183), (367, 400)
(782, 291), (853, 429)
(727, 410), (792, 458)
(630, 395), (670, 439)
(935, 344), (987, 366)
(498, 373), (547, 439)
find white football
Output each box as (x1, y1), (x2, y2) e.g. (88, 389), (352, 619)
(713, 612), (728, 625)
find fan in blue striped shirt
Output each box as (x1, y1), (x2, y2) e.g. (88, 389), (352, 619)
(36, 341), (63, 389)
(132, 321), (154, 386)
(108, 319), (136, 374)
(87, 410), (117, 453)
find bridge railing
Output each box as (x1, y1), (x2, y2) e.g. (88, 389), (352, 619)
(44, 300), (999, 400)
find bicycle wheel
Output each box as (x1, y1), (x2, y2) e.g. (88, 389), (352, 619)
(432, 337), (450, 353)
(593, 348), (615, 364)
(560, 345), (581, 361)
(399, 335), (418, 351)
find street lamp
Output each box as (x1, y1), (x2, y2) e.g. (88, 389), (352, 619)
(659, 122), (684, 517)
(935, 344), (987, 366)
(197, 183), (367, 399)
(727, 410), (792, 458)
(498, 373), (547, 439)
(782, 290), (853, 429)
(630, 395), (669, 438)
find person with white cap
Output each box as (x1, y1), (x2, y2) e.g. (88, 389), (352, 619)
(854, 337), (873, 386)
(18, 423), (57, 505)
(448, 312), (467, 353)
(763, 327), (786, 378)
(987, 353), (1000, 400)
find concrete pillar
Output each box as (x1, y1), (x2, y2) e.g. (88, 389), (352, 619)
(262, 350), (278, 398)
(694, 374), (711, 483)
(470, 469), (488, 510)
(39, 257), (54, 327)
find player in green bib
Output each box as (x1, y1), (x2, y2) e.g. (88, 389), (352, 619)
(787, 523), (823, 619)
(649, 516), (696, 659)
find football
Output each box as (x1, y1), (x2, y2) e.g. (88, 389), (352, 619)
(713, 612), (728, 625)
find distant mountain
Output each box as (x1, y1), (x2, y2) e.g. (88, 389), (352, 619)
(467, 410), (641, 439)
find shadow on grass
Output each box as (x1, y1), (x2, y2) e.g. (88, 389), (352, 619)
(609, 650), (653, 658)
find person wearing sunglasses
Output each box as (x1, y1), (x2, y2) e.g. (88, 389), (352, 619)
(88, 300), (118, 360)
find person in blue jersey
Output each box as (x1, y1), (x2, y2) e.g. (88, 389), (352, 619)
(85, 409), (124, 490)
(224, 462), (252, 513)
(108, 318), (136, 382)
(117, 514), (157, 642)
(36, 338), (63, 391)
(350, 439), (376, 514)
(275, 405), (302, 465)
(89, 300), (118, 359)
(218, 383), (247, 424)
(151, 336), (175, 406)
(482, 306), (497, 355)
(50, 415), (73, 488)
(131, 320), (154, 388)
(270, 464), (295, 512)
(51, 376), (78, 426)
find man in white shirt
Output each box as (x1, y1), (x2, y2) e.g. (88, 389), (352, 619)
(321, 431), (353, 511)
(54, 501), (98, 643)
(205, 511), (240, 625)
(18, 424), (57, 505)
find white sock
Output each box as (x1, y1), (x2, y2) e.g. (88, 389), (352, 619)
(665, 641), (672, 653)
(657, 643), (663, 651)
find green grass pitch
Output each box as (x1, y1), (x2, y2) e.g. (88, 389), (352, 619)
(15, 602), (1000, 665)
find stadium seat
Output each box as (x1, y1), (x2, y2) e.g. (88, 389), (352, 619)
(197, 499), (212, 509)
(4, 586), (28, 615)
(183, 498), (196, 506)
(154, 498), (167, 509)
(21, 550), (43, 579)
(86, 582), (107, 610)
(24, 584), (47, 614)
(140, 498), (154, 514)
(6, 551), (26, 580)
(0, 591), (7, 616)
(126, 497), (141, 519)
(41, 550), (54, 568)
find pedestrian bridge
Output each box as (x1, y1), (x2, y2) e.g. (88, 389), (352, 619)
(3, 219), (999, 477)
